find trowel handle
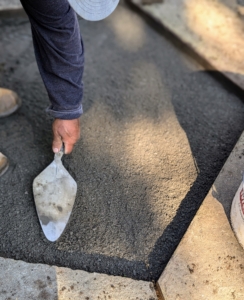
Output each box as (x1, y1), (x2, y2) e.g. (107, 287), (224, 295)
(60, 143), (65, 155)
(54, 143), (64, 161)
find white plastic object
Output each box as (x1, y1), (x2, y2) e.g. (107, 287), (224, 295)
(230, 174), (244, 249)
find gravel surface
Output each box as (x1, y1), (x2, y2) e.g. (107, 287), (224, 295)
(0, 2), (244, 281)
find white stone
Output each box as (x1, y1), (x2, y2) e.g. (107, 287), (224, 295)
(158, 132), (244, 300)
(0, 257), (157, 300)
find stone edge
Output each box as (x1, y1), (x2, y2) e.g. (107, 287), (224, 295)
(126, 0), (244, 91)
(0, 256), (158, 299)
(156, 131), (244, 299)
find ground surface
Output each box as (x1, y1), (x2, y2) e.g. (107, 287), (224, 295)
(0, 0), (21, 10)
(0, 2), (244, 281)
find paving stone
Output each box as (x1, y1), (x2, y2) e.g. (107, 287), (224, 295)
(129, 0), (244, 90)
(158, 131), (244, 300)
(0, 257), (157, 300)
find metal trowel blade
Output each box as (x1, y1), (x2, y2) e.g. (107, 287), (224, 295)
(33, 149), (77, 242)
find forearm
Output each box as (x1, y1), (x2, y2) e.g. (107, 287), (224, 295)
(20, 0), (85, 120)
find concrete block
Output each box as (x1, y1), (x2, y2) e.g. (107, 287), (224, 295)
(130, 0), (244, 90)
(0, 257), (157, 300)
(158, 132), (244, 299)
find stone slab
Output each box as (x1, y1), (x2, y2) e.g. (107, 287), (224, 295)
(158, 131), (244, 299)
(0, 257), (157, 300)
(0, 0), (22, 11)
(129, 0), (244, 90)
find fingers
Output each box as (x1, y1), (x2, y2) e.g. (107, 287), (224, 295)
(63, 142), (75, 154)
(52, 129), (63, 153)
(62, 131), (79, 154)
(52, 118), (80, 154)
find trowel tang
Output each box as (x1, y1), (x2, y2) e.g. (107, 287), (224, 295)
(33, 146), (77, 242)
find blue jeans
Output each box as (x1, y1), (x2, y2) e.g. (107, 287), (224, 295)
(20, 0), (84, 119)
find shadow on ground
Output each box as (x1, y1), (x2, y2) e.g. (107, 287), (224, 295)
(0, 2), (244, 281)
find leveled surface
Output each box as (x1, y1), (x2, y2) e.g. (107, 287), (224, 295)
(0, 2), (244, 281)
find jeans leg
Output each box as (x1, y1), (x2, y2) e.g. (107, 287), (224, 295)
(20, 0), (84, 119)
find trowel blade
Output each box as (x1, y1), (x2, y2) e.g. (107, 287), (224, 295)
(33, 156), (77, 242)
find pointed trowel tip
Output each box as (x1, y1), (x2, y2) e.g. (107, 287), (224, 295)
(41, 220), (67, 242)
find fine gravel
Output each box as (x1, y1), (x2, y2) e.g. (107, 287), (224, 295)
(0, 2), (244, 281)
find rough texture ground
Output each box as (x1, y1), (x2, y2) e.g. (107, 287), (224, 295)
(0, 2), (244, 281)
(158, 133), (244, 300)
(129, 0), (244, 90)
(0, 257), (157, 300)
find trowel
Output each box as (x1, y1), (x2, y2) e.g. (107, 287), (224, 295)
(33, 145), (77, 242)
(231, 174), (244, 250)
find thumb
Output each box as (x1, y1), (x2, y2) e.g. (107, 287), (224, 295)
(52, 131), (62, 153)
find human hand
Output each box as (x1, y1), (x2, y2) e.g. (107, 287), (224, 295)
(52, 118), (80, 154)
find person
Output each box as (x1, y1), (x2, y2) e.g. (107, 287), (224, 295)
(0, 0), (120, 177)
(0, 88), (22, 176)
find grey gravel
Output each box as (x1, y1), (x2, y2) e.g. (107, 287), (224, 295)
(0, 1), (244, 281)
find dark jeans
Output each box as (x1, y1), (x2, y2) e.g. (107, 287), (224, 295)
(20, 0), (84, 119)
